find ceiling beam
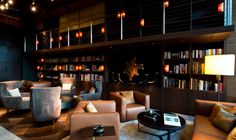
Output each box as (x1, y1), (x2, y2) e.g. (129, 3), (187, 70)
(0, 13), (22, 27)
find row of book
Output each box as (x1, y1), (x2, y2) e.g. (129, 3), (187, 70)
(192, 48), (223, 59)
(164, 50), (190, 59)
(80, 74), (103, 81)
(40, 55), (104, 63)
(164, 62), (204, 75)
(38, 64), (104, 72)
(163, 76), (187, 89)
(164, 48), (223, 60)
(163, 76), (223, 91)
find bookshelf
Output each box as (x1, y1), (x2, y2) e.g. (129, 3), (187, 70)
(36, 55), (105, 86)
(162, 42), (224, 92)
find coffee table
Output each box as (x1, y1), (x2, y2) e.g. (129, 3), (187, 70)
(137, 109), (186, 140)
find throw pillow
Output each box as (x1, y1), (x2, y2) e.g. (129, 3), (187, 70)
(227, 127), (236, 140)
(212, 108), (236, 133)
(7, 88), (21, 97)
(209, 103), (236, 121)
(88, 87), (96, 94)
(62, 84), (72, 91)
(120, 91), (135, 104)
(85, 102), (98, 112)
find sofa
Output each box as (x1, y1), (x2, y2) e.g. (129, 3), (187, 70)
(70, 100), (120, 140)
(192, 99), (236, 140)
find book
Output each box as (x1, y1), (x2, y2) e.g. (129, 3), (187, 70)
(163, 113), (181, 127)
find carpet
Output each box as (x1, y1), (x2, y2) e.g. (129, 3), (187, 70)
(120, 114), (194, 140)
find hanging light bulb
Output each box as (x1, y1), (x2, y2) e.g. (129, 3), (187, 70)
(8, 0), (13, 5)
(31, 1), (37, 12)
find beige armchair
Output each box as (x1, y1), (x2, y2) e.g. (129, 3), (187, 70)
(31, 86), (61, 122)
(70, 100), (120, 140)
(110, 90), (150, 122)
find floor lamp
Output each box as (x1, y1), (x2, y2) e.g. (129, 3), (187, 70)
(204, 54), (235, 101)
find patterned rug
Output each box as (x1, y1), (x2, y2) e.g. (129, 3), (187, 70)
(120, 114), (194, 140)
(0, 108), (71, 140)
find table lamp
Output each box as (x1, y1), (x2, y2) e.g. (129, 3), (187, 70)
(204, 54), (235, 101)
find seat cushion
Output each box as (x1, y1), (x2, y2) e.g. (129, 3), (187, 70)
(192, 115), (227, 140)
(126, 103), (145, 121)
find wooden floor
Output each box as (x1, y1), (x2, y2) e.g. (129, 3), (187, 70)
(0, 107), (73, 140)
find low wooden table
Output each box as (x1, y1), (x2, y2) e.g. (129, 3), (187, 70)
(137, 109), (186, 140)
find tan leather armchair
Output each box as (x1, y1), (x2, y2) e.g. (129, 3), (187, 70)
(110, 90), (150, 122)
(70, 100), (120, 140)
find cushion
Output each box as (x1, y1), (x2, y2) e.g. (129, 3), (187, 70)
(7, 88), (21, 97)
(62, 84), (72, 91)
(209, 103), (236, 121)
(88, 87), (96, 94)
(227, 127), (236, 140)
(85, 102), (97, 112)
(120, 91), (135, 104)
(212, 108), (236, 133)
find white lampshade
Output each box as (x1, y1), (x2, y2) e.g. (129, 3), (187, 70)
(205, 54), (235, 76)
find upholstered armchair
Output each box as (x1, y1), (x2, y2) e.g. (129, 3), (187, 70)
(79, 81), (102, 100)
(0, 80), (32, 112)
(70, 100), (120, 140)
(60, 77), (76, 109)
(31, 86), (61, 122)
(110, 90), (150, 122)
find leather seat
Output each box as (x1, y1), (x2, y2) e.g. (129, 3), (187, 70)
(110, 90), (150, 122)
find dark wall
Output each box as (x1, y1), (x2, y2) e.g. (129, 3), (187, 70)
(0, 24), (24, 81)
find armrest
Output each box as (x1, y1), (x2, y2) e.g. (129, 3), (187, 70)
(133, 91), (150, 110)
(70, 112), (120, 140)
(110, 92), (127, 121)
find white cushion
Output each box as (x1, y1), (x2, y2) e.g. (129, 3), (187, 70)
(62, 84), (72, 90)
(8, 88), (21, 97)
(85, 102), (97, 112)
(88, 87), (96, 94)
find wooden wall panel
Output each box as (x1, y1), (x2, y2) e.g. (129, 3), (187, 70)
(225, 2), (236, 101)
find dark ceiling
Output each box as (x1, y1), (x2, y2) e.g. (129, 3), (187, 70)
(0, 0), (102, 28)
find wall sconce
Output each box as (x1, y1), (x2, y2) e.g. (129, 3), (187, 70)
(164, 64), (169, 73)
(117, 11), (126, 18)
(50, 37), (53, 42)
(98, 65), (105, 71)
(36, 40), (39, 45)
(164, 0), (169, 8)
(42, 31), (46, 35)
(218, 2), (224, 13)
(101, 27), (105, 33)
(37, 66), (41, 70)
(58, 65), (63, 71)
(40, 58), (45, 63)
(59, 35), (62, 41)
(31, 1), (37, 12)
(76, 32), (83, 38)
(76, 65), (82, 71)
(140, 18), (145, 27)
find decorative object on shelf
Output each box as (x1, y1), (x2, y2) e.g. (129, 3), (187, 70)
(205, 54), (235, 101)
(123, 57), (144, 81)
